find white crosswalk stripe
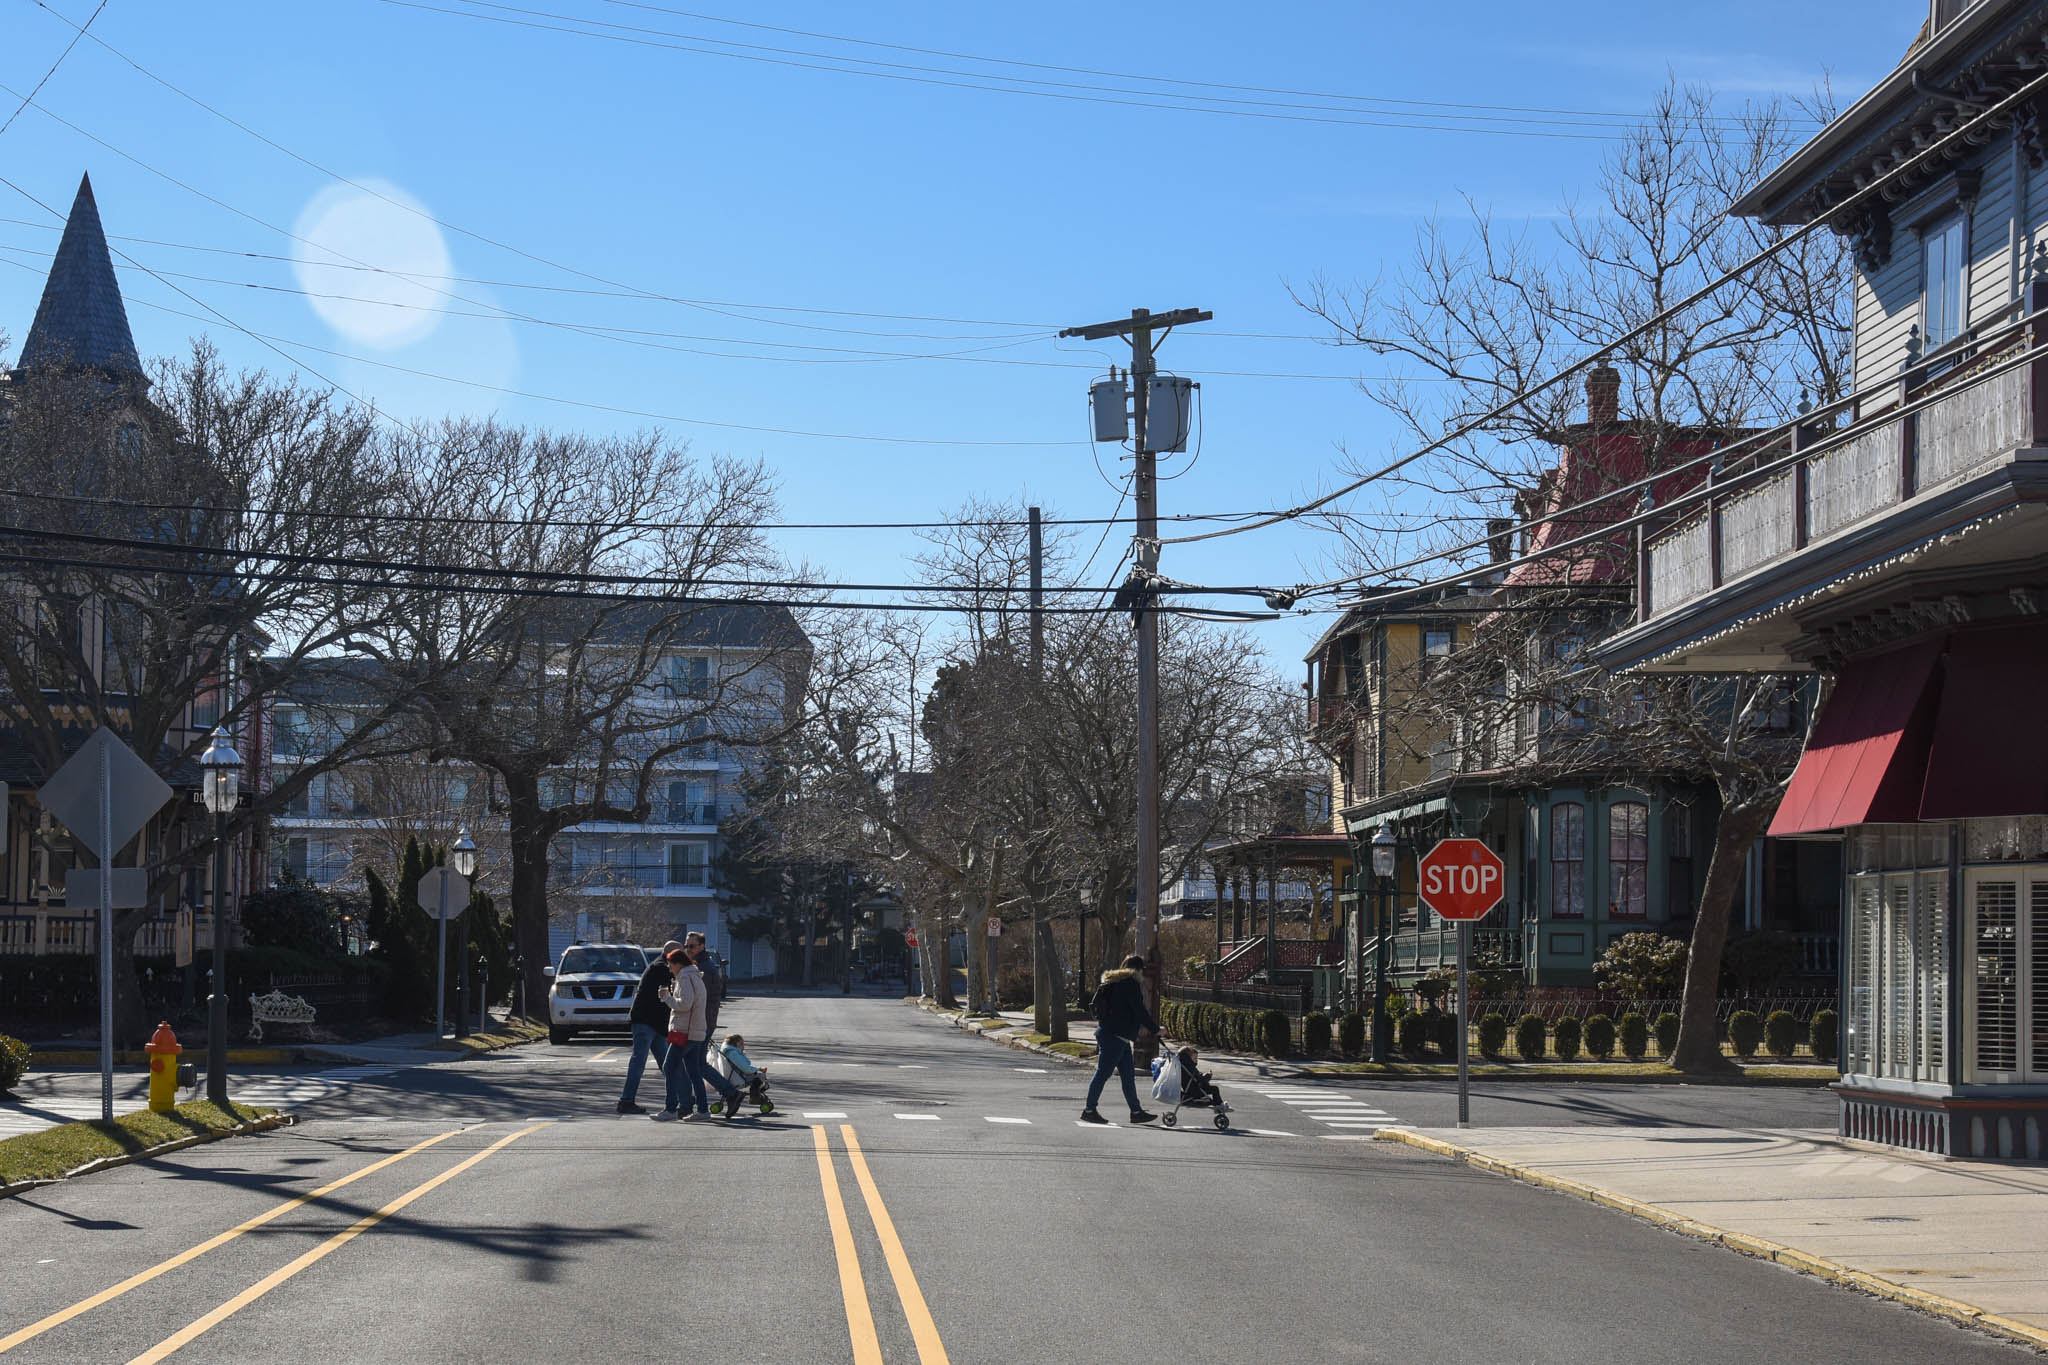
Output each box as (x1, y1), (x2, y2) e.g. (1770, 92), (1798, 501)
(985, 1116), (1031, 1125)
(1259, 1088), (1403, 1136)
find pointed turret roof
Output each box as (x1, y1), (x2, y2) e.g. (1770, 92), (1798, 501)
(17, 174), (140, 379)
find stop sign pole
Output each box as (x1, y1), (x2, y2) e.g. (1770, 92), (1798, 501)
(1416, 837), (1506, 1128)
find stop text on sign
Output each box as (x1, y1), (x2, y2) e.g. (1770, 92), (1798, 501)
(1415, 837), (1506, 922)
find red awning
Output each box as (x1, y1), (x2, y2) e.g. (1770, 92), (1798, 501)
(1919, 621), (2048, 819)
(1769, 638), (1944, 837)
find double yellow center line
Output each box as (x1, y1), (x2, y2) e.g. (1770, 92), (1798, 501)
(0, 1122), (545, 1361)
(811, 1124), (950, 1365)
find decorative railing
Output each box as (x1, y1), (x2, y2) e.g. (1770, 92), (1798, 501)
(1638, 300), (2047, 622)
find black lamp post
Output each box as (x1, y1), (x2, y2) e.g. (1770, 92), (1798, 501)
(450, 830), (477, 1037)
(1370, 822), (1397, 1064)
(200, 728), (241, 1106)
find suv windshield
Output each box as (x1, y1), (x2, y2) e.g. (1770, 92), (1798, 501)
(559, 947), (646, 975)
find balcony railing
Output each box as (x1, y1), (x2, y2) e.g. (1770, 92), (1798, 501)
(1639, 300), (2046, 623)
(552, 863), (710, 892)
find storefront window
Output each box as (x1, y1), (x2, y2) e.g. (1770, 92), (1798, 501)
(1845, 826), (1950, 1084)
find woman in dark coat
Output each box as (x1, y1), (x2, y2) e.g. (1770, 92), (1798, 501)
(1082, 954), (1158, 1125)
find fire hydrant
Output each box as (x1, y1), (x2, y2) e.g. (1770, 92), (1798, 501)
(144, 1022), (182, 1113)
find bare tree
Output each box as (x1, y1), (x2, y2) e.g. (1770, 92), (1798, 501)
(1300, 82), (1850, 1072)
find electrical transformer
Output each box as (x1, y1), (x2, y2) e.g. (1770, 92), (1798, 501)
(1089, 378), (1129, 442)
(1145, 375), (1195, 453)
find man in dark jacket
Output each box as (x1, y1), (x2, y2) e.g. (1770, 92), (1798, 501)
(1082, 954), (1158, 1125)
(684, 933), (744, 1116)
(617, 940), (681, 1114)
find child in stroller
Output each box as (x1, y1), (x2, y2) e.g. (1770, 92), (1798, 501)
(1157, 1045), (1232, 1130)
(715, 1033), (776, 1116)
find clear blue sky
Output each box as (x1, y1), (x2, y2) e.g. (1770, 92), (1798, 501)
(0, 0), (1924, 664)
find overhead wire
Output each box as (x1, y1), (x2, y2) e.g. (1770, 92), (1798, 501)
(1155, 62), (2048, 552)
(0, 0), (105, 142)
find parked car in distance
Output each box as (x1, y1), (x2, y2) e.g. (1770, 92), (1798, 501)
(544, 942), (650, 1044)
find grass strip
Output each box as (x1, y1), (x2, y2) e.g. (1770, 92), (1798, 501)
(426, 1019), (550, 1054)
(0, 1101), (276, 1186)
(1301, 1060), (1835, 1083)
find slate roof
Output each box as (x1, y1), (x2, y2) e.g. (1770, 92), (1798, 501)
(16, 174), (142, 379)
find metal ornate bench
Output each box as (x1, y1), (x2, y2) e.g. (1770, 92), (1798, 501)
(247, 989), (318, 1042)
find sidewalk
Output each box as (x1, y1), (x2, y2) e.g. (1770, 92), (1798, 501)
(1381, 1124), (2048, 1351)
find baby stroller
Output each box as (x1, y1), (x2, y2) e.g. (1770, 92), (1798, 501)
(1150, 1045), (1232, 1131)
(714, 1037), (777, 1116)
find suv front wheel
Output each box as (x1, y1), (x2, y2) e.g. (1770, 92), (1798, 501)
(549, 1025), (571, 1045)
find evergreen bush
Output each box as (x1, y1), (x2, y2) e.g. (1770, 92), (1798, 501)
(1763, 1010), (1800, 1059)
(1583, 1013), (1616, 1060)
(1396, 1012), (1429, 1057)
(1476, 1012), (1508, 1060)
(1514, 1014), (1547, 1062)
(0, 1032), (27, 1094)
(1303, 1011), (1333, 1055)
(1384, 992), (1410, 1020)
(1553, 1016), (1581, 1062)
(1728, 1009), (1764, 1058)
(1654, 1012), (1680, 1059)
(1431, 1009), (1458, 1052)
(1618, 1012), (1650, 1061)
(1338, 1011), (1366, 1057)
(1258, 1010), (1292, 1057)
(1810, 1009), (1840, 1064)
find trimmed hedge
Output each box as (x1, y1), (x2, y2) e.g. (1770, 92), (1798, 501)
(0, 1033), (26, 1094)
(1583, 1014), (1616, 1061)
(1303, 1011), (1333, 1056)
(1618, 1012), (1649, 1062)
(1654, 1012), (1680, 1059)
(1476, 1013), (1508, 1060)
(1397, 1012), (1430, 1057)
(1764, 1010), (1800, 1059)
(1514, 1014), (1547, 1062)
(1338, 1012), (1366, 1057)
(1810, 1009), (1839, 1064)
(1258, 1010), (1292, 1058)
(1728, 1009), (1763, 1059)
(1553, 1016), (1581, 1062)
(1159, 999), (1266, 1053)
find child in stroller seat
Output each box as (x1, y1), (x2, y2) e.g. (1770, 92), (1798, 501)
(715, 1033), (776, 1116)
(1174, 1045), (1224, 1109)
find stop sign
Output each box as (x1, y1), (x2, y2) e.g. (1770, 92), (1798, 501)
(906, 932), (919, 948)
(1416, 838), (1505, 922)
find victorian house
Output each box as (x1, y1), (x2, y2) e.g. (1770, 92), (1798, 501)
(1598, 0), (2048, 1158)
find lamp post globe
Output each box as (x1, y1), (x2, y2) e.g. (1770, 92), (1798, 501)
(198, 728), (241, 1106)
(1370, 823), (1397, 879)
(451, 830), (477, 879)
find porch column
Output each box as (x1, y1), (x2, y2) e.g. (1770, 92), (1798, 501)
(1212, 860), (1224, 970)
(1266, 852), (1280, 961)
(1231, 865), (1244, 941)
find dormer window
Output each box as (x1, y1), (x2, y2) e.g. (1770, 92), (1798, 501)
(1932, 0), (1982, 32)
(1922, 211), (1967, 350)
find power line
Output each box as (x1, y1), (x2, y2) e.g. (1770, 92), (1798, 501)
(0, 0), (105, 142)
(1157, 63), (2048, 551)
(595, 0), (1809, 130)
(371, 0), (1724, 143)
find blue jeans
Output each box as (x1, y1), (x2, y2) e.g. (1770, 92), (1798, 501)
(1086, 1030), (1142, 1114)
(686, 1038), (739, 1112)
(663, 1037), (693, 1113)
(620, 1022), (668, 1105)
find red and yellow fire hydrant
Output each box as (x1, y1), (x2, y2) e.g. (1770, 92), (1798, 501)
(144, 1022), (181, 1113)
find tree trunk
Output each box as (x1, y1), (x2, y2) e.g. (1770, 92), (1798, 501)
(1097, 881), (1133, 976)
(923, 907), (957, 1008)
(1670, 801), (1773, 1074)
(110, 904), (150, 1045)
(1034, 901), (1067, 1041)
(801, 901), (816, 988)
(502, 771), (555, 1021)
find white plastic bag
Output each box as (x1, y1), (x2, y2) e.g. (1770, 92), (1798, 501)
(1150, 1053), (1182, 1105)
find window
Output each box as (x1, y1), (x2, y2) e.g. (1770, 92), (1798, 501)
(667, 655), (711, 698)
(191, 688), (221, 729)
(667, 842), (708, 886)
(1666, 806), (1695, 919)
(1844, 829), (1951, 1083)
(281, 779), (310, 818)
(277, 836), (309, 882)
(1922, 212), (1967, 350)
(272, 706), (312, 759)
(1550, 802), (1586, 919)
(1420, 628), (1452, 679)
(1609, 802), (1648, 919)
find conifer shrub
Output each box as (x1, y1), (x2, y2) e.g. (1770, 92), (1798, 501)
(1396, 1012), (1429, 1057)
(1728, 1009), (1764, 1058)
(1476, 1012), (1509, 1060)
(0, 1033), (27, 1094)
(1553, 1016), (1581, 1061)
(1654, 1012), (1681, 1059)
(1618, 1012), (1650, 1061)
(1514, 1014), (1547, 1061)
(1303, 1011), (1333, 1056)
(1763, 1010), (1800, 1059)
(1258, 1010), (1292, 1057)
(1810, 1010), (1839, 1064)
(1583, 1013), (1616, 1061)
(1338, 1012), (1366, 1057)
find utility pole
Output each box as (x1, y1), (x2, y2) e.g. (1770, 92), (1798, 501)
(1058, 305), (1211, 1067)
(1027, 506), (1066, 1040)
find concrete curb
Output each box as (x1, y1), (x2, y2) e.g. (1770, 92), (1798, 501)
(913, 1001), (1094, 1067)
(1298, 1065), (1838, 1087)
(0, 1111), (295, 1201)
(1373, 1128), (2048, 1353)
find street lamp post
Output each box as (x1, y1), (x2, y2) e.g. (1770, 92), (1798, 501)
(1370, 823), (1397, 1065)
(451, 831), (477, 1038)
(199, 729), (241, 1107)
(437, 830), (475, 1039)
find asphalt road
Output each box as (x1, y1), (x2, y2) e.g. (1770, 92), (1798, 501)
(0, 993), (2027, 1363)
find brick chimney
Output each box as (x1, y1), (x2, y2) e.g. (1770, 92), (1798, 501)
(1585, 364), (1621, 426)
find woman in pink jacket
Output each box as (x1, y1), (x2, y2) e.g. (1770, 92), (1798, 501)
(653, 947), (709, 1121)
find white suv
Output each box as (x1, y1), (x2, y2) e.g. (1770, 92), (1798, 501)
(545, 943), (650, 1044)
